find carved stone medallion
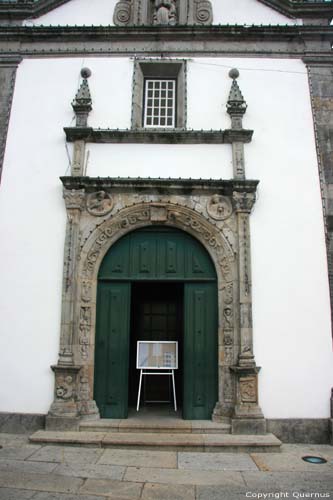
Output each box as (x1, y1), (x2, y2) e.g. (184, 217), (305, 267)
(207, 195), (233, 221)
(86, 191), (113, 216)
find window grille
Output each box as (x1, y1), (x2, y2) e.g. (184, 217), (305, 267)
(144, 79), (176, 128)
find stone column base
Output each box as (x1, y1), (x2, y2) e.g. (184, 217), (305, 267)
(232, 417), (267, 435)
(329, 418), (333, 445)
(45, 415), (81, 431)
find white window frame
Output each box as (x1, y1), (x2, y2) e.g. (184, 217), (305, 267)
(131, 60), (187, 130)
(144, 79), (176, 129)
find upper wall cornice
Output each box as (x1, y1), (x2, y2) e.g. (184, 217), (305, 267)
(0, 0), (333, 21)
(1, 25), (332, 59)
(0, 24), (332, 40)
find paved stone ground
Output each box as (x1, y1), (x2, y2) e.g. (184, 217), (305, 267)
(0, 434), (332, 500)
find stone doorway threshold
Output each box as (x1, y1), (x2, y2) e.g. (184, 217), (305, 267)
(30, 406), (282, 452)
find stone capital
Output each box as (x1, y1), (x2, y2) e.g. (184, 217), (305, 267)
(63, 188), (85, 211)
(233, 191), (256, 213)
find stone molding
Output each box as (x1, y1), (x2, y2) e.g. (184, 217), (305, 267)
(63, 128), (253, 144)
(1, 25), (333, 59)
(48, 177), (261, 422)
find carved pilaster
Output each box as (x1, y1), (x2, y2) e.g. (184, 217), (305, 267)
(58, 189), (85, 366)
(233, 191), (256, 366)
(231, 189), (265, 431)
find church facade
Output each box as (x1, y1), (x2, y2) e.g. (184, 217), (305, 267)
(0, 0), (332, 442)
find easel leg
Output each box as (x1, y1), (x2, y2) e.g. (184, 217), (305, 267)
(171, 370), (177, 411)
(137, 370), (143, 411)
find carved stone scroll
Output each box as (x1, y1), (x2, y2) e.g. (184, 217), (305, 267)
(113, 0), (212, 25)
(113, 0), (133, 26)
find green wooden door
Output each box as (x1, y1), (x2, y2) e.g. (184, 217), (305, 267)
(95, 227), (218, 420)
(183, 283), (218, 420)
(94, 282), (131, 418)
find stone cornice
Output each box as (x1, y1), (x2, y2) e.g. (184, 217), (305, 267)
(0, 25), (332, 58)
(0, 0), (333, 21)
(60, 176), (259, 196)
(1, 24), (333, 40)
(63, 128), (253, 145)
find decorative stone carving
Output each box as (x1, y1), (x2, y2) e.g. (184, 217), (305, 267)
(72, 68), (92, 127)
(56, 376), (75, 401)
(150, 204), (167, 222)
(63, 189), (85, 210)
(224, 333), (233, 346)
(48, 365), (81, 419)
(207, 195), (233, 221)
(223, 283), (233, 305)
(81, 280), (92, 303)
(239, 376), (257, 403)
(153, 0), (177, 25)
(233, 192), (256, 213)
(192, 0), (213, 24)
(223, 307), (233, 329)
(227, 69), (247, 127)
(225, 346), (233, 364)
(86, 191), (113, 216)
(113, 0), (212, 26)
(78, 306), (91, 361)
(113, 0), (133, 26)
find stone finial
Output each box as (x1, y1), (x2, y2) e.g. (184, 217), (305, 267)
(226, 69), (247, 129)
(72, 68), (92, 127)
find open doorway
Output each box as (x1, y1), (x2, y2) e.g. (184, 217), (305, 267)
(128, 282), (184, 412)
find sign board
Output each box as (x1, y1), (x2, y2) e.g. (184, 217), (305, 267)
(136, 341), (178, 370)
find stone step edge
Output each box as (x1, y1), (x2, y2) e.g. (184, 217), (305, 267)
(79, 422), (231, 435)
(29, 430), (282, 450)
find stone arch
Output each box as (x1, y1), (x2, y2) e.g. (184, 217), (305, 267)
(74, 202), (237, 419)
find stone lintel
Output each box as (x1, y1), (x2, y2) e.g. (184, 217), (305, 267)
(60, 176), (259, 196)
(63, 127), (253, 144)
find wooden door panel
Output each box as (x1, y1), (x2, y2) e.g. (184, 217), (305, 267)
(183, 283), (218, 420)
(94, 282), (131, 418)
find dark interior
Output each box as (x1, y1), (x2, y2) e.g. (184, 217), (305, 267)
(128, 282), (183, 409)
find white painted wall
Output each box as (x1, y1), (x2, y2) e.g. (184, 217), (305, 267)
(25, 0), (118, 27)
(213, 0), (301, 26)
(25, 0), (300, 27)
(0, 56), (331, 417)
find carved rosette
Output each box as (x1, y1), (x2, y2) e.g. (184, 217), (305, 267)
(63, 189), (85, 211)
(113, 0), (133, 26)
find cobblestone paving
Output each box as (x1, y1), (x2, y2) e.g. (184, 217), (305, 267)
(0, 434), (332, 499)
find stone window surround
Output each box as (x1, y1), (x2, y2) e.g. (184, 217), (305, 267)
(132, 59), (187, 130)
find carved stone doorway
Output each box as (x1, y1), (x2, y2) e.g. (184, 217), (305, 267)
(94, 226), (218, 420)
(47, 178), (266, 434)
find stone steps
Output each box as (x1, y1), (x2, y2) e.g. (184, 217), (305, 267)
(29, 430), (282, 453)
(79, 418), (231, 434)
